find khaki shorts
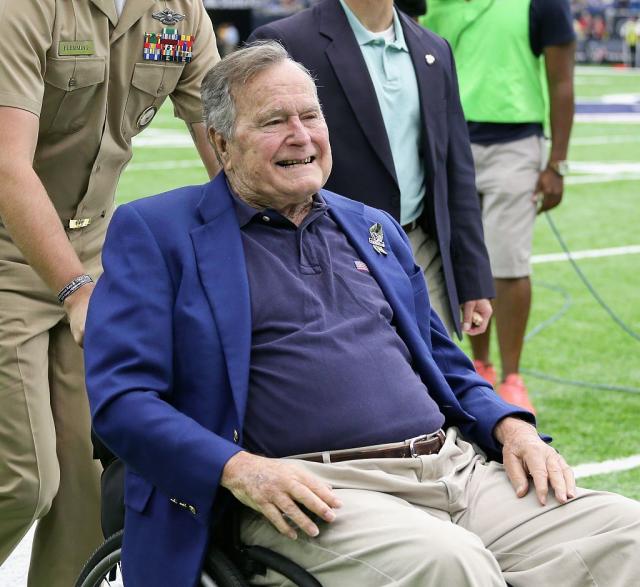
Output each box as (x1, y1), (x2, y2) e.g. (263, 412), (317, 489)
(471, 135), (547, 278)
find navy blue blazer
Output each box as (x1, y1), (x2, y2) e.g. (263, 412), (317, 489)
(84, 175), (530, 587)
(249, 0), (495, 335)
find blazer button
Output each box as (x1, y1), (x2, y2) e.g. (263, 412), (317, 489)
(233, 429), (239, 443)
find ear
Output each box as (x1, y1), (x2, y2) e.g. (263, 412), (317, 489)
(210, 128), (231, 169)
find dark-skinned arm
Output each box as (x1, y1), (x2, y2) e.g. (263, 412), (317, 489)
(535, 41), (575, 213)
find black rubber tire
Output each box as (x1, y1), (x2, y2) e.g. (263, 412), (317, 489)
(75, 530), (249, 587)
(74, 530), (124, 587)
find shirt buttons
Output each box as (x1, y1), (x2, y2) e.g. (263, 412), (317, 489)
(261, 215), (270, 223)
(233, 429), (239, 443)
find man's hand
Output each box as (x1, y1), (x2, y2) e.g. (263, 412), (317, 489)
(63, 282), (94, 347)
(221, 451), (343, 540)
(533, 167), (563, 214)
(461, 299), (492, 335)
(494, 417), (576, 506)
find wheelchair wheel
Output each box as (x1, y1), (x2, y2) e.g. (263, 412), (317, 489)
(75, 530), (248, 587)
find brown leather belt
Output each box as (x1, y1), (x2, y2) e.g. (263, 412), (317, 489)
(292, 430), (446, 464)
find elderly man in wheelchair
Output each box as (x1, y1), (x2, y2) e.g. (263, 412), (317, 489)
(84, 41), (640, 587)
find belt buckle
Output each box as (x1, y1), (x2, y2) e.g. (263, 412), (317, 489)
(68, 218), (92, 229)
(406, 434), (429, 458)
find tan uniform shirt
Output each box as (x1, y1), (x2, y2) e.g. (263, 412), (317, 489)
(0, 0), (217, 227)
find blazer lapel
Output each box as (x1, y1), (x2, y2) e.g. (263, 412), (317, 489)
(191, 178), (251, 422)
(319, 2), (398, 185)
(402, 16), (441, 190)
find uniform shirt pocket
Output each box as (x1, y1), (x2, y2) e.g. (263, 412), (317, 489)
(121, 62), (184, 139)
(40, 57), (106, 134)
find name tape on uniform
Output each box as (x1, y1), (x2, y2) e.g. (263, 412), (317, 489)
(59, 40), (95, 56)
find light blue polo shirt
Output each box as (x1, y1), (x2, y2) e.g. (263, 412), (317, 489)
(339, 0), (425, 225)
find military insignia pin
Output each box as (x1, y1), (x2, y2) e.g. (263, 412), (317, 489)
(368, 223), (388, 256)
(152, 8), (186, 26)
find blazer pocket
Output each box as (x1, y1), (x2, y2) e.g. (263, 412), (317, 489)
(124, 470), (154, 513)
(409, 266), (427, 295)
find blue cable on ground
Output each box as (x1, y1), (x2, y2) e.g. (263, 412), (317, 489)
(520, 212), (640, 395)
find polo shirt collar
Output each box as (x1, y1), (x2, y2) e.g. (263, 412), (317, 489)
(227, 178), (328, 228)
(338, 0), (408, 51)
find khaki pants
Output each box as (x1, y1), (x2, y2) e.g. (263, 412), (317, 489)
(0, 219), (107, 586)
(407, 225), (455, 335)
(242, 429), (640, 587)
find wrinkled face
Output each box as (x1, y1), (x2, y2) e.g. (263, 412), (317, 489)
(214, 60), (332, 209)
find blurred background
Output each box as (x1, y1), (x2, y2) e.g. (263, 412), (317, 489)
(204, 0), (640, 67)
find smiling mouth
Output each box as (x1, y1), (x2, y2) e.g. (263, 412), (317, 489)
(276, 156), (315, 168)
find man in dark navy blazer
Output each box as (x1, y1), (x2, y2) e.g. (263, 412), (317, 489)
(84, 43), (640, 587)
(250, 0), (494, 337)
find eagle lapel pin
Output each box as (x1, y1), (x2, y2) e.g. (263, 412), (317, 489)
(368, 223), (388, 256)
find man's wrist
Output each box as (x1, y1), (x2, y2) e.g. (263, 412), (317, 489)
(493, 416), (536, 445)
(547, 160), (568, 177)
(58, 274), (94, 304)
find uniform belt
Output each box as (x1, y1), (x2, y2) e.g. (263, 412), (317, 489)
(292, 429), (446, 464)
(63, 211), (106, 230)
(402, 219), (419, 233)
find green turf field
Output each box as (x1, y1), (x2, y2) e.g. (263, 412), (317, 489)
(116, 65), (640, 499)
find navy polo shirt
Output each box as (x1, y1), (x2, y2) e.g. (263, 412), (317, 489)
(232, 192), (445, 458)
(468, 0), (576, 145)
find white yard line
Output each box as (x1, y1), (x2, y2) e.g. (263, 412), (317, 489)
(570, 161), (640, 173)
(571, 135), (640, 146)
(127, 159), (203, 171)
(531, 244), (640, 264)
(132, 128), (194, 148)
(566, 173), (640, 185)
(573, 454), (640, 479)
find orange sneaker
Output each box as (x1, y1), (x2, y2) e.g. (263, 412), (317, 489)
(497, 374), (536, 414)
(473, 360), (497, 387)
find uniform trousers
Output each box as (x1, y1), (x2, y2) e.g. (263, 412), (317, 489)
(0, 217), (108, 586)
(241, 428), (640, 587)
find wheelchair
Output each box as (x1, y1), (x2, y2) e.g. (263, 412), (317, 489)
(75, 434), (322, 587)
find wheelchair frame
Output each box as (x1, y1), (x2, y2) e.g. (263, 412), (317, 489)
(79, 433), (322, 586)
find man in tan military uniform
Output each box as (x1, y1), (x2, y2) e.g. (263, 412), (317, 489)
(0, 1), (220, 584)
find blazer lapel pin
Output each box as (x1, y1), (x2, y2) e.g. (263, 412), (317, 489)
(369, 223), (388, 255)
(425, 54), (435, 65)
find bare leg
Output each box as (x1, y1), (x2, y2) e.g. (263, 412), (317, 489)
(493, 277), (531, 379)
(469, 315), (492, 365)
